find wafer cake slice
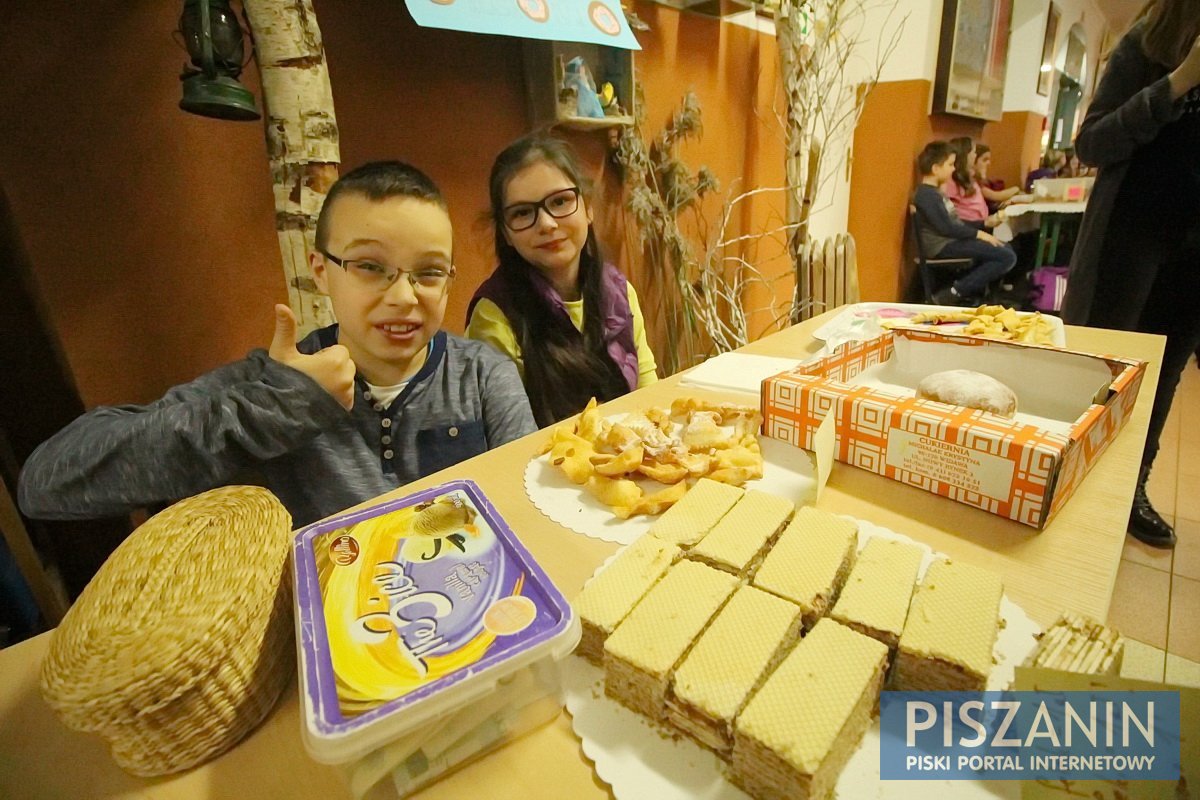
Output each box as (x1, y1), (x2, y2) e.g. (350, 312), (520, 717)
(604, 560), (739, 719)
(892, 558), (1003, 691)
(649, 478), (744, 548)
(752, 507), (857, 629)
(689, 490), (795, 576)
(829, 537), (923, 650)
(1022, 612), (1124, 676)
(667, 585), (803, 753)
(573, 534), (680, 663)
(733, 618), (888, 800)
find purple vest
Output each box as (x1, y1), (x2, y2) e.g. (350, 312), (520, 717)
(467, 263), (639, 393)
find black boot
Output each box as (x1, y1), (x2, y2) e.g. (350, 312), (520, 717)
(1128, 465), (1176, 548)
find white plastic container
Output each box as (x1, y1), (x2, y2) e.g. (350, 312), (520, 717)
(1032, 176), (1094, 201)
(292, 480), (580, 798)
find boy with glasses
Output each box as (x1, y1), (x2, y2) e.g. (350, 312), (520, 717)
(19, 162), (536, 527)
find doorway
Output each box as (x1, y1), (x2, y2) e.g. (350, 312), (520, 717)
(1050, 73), (1083, 150)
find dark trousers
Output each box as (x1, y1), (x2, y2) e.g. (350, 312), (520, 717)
(1085, 226), (1200, 470)
(936, 239), (1018, 297)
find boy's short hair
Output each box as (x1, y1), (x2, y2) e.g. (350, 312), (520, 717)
(315, 161), (447, 250)
(917, 141), (954, 176)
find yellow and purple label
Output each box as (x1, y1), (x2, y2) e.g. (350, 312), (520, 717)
(294, 481), (574, 735)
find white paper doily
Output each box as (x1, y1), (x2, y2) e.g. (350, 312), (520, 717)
(524, 436), (819, 544)
(564, 519), (1040, 800)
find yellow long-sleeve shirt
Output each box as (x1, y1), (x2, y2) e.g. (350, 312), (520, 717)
(466, 281), (659, 387)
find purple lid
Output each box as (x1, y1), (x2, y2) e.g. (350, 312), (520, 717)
(292, 479), (575, 748)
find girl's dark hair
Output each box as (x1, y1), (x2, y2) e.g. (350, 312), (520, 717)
(1140, 0), (1200, 69)
(948, 137), (977, 196)
(488, 135), (629, 427)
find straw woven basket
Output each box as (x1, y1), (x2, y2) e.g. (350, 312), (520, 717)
(39, 485), (296, 776)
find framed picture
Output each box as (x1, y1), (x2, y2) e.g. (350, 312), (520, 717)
(1037, 4), (1060, 96)
(931, 0), (1015, 121)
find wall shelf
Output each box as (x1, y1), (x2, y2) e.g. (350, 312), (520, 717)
(522, 40), (636, 131)
(555, 114), (634, 131)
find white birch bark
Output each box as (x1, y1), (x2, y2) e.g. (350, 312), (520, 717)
(243, 0), (340, 332)
(776, 0), (903, 320)
(777, 1), (818, 318)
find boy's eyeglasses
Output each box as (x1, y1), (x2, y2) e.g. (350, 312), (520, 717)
(321, 251), (455, 296)
(502, 187), (581, 232)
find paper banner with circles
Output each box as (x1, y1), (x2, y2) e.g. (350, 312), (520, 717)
(405, 0), (640, 50)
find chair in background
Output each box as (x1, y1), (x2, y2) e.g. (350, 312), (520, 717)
(908, 205), (973, 302)
(1, 477), (68, 637)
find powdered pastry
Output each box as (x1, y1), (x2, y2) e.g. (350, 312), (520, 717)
(915, 369), (1018, 418)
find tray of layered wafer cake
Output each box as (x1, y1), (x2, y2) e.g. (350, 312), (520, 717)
(564, 479), (1042, 800)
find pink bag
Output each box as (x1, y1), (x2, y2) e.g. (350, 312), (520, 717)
(1031, 266), (1069, 312)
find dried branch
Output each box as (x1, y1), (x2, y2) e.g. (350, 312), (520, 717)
(776, 0), (906, 319)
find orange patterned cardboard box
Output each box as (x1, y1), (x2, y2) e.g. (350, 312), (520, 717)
(760, 329), (1146, 529)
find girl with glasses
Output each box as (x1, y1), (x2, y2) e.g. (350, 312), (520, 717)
(467, 135), (659, 426)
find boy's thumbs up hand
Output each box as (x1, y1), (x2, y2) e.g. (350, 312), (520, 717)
(269, 304), (356, 410)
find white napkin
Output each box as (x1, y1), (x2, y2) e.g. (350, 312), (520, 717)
(678, 353), (804, 395)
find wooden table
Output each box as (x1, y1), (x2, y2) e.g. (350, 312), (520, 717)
(0, 308), (1165, 800)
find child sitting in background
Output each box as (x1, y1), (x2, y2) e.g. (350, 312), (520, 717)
(467, 134), (658, 427)
(19, 162), (537, 527)
(913, 141), (1018, 307)
(973, 143), (1027, 213)
(944, 137), (1006, 229)
(1025, 149), (1068, 191)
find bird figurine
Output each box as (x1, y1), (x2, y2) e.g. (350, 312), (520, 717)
(563, 57), (605, 119)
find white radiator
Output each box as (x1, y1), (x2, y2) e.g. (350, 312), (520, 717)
(794, 232), (859, 321)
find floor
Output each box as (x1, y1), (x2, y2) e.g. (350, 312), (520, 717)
(1108, 354), (1200, 685)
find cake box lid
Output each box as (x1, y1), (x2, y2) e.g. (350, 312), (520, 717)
(292, 479), (579, 764)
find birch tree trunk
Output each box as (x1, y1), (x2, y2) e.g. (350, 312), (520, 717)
(776, 1), (814, 319)
(242, 0), (339, 333)
(776, 0), (903, 321)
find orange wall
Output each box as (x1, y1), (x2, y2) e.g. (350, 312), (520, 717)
(0, 2), (283, 408)
(984, 111), (1048, 190)
(630, 6), (789, 351)
(0, 1), (786, 408)
(848, 79), (1045, 302)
